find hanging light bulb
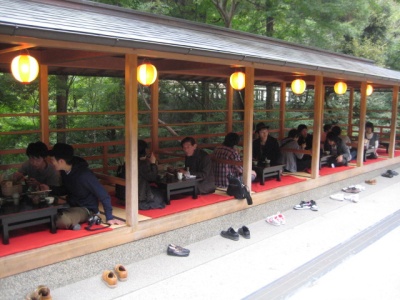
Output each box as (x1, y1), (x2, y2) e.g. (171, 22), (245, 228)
(334, 81), (347, 95)
(11, 54), (39, 84)
(137, 63), (157, 86)
(291, 79), (306, 95)
(230, 71), (245, 90)
(366, 84), (373, 96)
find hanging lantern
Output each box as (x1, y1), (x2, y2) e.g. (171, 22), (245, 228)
(137, 63), (157, 86)
(11, 54), (39, 84)
(291, 79), (306, 95)
(334, 81), (347, 95)
(230, 71), (245, 90)
(366, 84), (373, 96)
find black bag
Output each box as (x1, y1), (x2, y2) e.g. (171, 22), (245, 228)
(115, 164), (125, 201)
(226, 174), (253, 205)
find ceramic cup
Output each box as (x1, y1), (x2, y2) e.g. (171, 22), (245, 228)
(45, 196), (55, 204)
(177, 172), (183, 180)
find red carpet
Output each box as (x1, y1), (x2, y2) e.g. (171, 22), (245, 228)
(138, 193), (235, 218)
(319, 165), (354, 176)
(251, 175), (306, 193)
(377, 148), (400, 157)
(0, 224), (112, 257)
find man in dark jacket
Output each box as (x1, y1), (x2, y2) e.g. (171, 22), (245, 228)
(179, 137), (215, 194)
(252, 125), (281, 166)
(325, 132), (352, 167)
(42, 143), (124, 230)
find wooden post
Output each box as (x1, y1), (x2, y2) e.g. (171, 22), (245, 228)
(39, 65), (49, 145)
(389, 85), (399, 158)
(357, 82), (367, 166)
(348, 88), (354, 137)
(125, 54), (138, 227)
(226, 78), (233, 133)
(279, 82), (286, 140)
(311, 76), (324, 179)
(243, 67), (254, 187)
(150, 78), (159, 153)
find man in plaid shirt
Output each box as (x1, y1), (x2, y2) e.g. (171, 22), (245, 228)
(213, 133), (256, 188)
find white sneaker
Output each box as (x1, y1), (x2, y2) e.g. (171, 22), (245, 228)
(266, 214), (281, 226)
(330, 193), (345, 201)
(344, 194), (359, 203)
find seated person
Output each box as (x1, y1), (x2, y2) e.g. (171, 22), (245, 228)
(13, 141), (60, 189)
(213, 132), (256, 188)
(280, 129), (311, 173)
(331, 125), (351, 145)
(321, 124), (332, 145)
(253, 122), (266, 140)
(365, 121), (379, 158)
(41, 143), (124, 230)
(297, 124), (313, 150)
(178, 137), (215, 194)
(252, 125), (281, 166)
(325, 132), (351, 167)
(137, 140), (166, 210)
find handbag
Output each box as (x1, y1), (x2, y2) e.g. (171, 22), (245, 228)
(226, 174), (253, 205)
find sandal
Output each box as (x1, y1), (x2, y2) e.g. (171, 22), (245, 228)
(365, 179), (376, 185)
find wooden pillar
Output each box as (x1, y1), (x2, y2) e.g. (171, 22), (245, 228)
(125, 54), (138, 227)
(39, 65), (49, 145)
(150, 78), (159, 152)
(310, 76), (324, 179)
(348, 88), (354, 137)
(226, 79), (234, 133)
(279, 82), (286, 140)
(389, 86), (399, 158)
(243, 67), (254, 187)
(356, 82), (368, 167)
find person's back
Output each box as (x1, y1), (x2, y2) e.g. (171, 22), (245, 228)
(281, 129), (307, 172)
(213, 133), (243, 188)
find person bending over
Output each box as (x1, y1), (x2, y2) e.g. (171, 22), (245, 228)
(325, 132), (351, 167)
(41, 143), (124, 230)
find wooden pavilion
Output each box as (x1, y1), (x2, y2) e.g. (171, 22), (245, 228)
(0, 0), (399, 277)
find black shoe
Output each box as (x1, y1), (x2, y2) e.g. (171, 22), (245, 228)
(238, 226), (250, 239)
(387, 170), (399, 176)
(167, 244), (190, 257)
(382, 172), (393, 178)
(221, 227), (239, 241)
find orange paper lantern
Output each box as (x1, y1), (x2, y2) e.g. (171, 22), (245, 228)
(230, 71), (245, 90)
(137, 63), (157, 86)
(334, 81), (347, 95)
(291, 79), (306, 95)
(11, 54), (39, 84)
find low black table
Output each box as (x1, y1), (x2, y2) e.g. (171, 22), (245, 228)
(157, 177), (201, 204)
(253, 164), (284, 185)
(0, 196), (67, 245)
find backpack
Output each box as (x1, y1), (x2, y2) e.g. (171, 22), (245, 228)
(115, 164), (125, 201)
(226, 174), (253, 205)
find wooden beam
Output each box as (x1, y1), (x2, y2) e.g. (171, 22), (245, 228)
(279, 82), (286, 140)
(39, 65), (49, 144)
(125, 54), (138, 227)
(226, 78), (233, 132)
(151, 78), (160, 153)
(357, 82), (368, 167)
(311, 76), (324, 179)
(389, 85), (399, 158)
(348, 88), (354, 136)
(243, 67), (254, 187)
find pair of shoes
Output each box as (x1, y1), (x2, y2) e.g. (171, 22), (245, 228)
(220, 227), (240, 241)
(342, 185), (365, 193)
(330, 193), (359, 203)
(167, 244), (190, 256)
(102, 264), (128, 288)
(388, 170), (399, 176)
(266, 212), (286, 226)
(382, 172), (393, 178)
(293, 200), (318, 211)
(365, 179), (377, 185)
(238, 226), (251, 239)
(26, 285), (52, 300)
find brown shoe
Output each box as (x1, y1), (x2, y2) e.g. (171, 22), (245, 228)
(114, 264), (128, 281)
(365, 179), (377, 185)
(102, 270), (118, 288)
(25, 291), (40, 300)
(35, 285), (52, 300)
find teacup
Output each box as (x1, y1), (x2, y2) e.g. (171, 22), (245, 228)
(45, 196), (55, 204)
(177, 172), (183, 180)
